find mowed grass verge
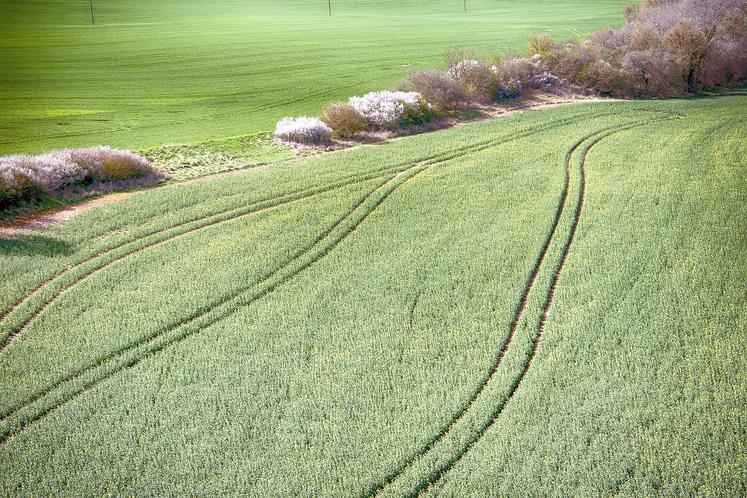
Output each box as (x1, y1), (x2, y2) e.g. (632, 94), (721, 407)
(0, 96), (745, 495)
(0, 0), (630, 155)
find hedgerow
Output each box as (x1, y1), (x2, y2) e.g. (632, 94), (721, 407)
(274, 0), (745, 143)
(0, 147), (161, 209)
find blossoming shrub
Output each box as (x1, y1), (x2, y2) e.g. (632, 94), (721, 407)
(529, 72), (567, 94)
(492, 55), (539, 95)
(68, 147), (154, 181)
(274, 116), (332, 145)
(0, 158), (43, 207)
(349, 91), (431, 129)
(320, 102), (367, 138)
(0, 147), (158, 209)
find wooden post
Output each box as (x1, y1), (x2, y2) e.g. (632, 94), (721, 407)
(464, 0), (467, 13)
(328, 0), (332, 16)
(90, 0), (95, 25)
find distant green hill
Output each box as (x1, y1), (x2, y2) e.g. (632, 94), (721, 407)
(0, 0), (630, 154)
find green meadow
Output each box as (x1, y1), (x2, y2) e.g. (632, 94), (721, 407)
(1, 95), (745, 494)
(0, 0), (630, 154)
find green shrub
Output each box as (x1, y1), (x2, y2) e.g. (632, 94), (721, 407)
(401, 95), (434, 126)
(527, 34), (553, 60)
(320, 102), (367, 138)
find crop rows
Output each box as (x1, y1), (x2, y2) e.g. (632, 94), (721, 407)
(1, 92), (743, 496)
(0, 109), (682, 448)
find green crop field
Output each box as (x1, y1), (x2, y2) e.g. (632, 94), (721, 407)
(0, 0), (631, 155)
(1, 94), (745, 494)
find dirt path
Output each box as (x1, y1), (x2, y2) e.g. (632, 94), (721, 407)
(0, 193), (138, 237)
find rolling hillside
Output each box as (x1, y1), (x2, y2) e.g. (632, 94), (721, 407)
(0, 0), (630, 154)
(0, 95), (744, 495)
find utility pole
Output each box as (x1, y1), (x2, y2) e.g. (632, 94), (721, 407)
(328, 0), (332, 16)
(463, 0), (467, 14)
(89, 0), (95, 25)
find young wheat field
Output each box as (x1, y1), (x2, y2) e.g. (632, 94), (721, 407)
(1, 0), (746, 495)
(1, 95), (745, 494)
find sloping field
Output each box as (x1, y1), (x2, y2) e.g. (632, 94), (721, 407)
(0, 96), (745, 495)
(0, 0), (630, 154)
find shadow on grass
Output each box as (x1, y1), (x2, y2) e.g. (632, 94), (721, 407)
(0, 235), (73, 257)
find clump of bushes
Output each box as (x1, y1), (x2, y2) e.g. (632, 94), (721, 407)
(492, 55), (543, 98)
(448, 59), (497, 104)
(274, 116), (332, 145)
(278, 92), (432, 144)
(349, 91), (432, 129)
(0, 147), (161, 209)
(544, 0), (747, 97)
(407, 70), (464, 111)
(320, 102), (367, 138)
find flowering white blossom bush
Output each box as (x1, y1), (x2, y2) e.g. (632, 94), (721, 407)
(275, 116), (332, 145)
(349, 91), (427, 129)
(0, 147), (158, 208)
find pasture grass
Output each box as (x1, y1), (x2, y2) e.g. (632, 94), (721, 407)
(0, 0), (630, 155)
(142, 133), (296, 180)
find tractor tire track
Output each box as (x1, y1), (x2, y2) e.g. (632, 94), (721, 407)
(0, 107), (614, 335)
(0, 173), (391, 421)
(365, 124), (615, 498)
(0, 111), (665, 444)
(0, 143), (491, 351)
(0, 172), (397, 442)
(0, 172), (390, 354)
(0, 110), (615, 354)
(409, 118), (677, 497)
(0, 137), (488, 443)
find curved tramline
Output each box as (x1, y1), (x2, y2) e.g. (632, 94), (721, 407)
(413, 124), (660, 495)
(0, 108), (679, 443)
(0, 108), (618, 354)
(366, 126), (594, 497)
(368, 115), (680, 497)
(0, 115), (573, 444)
(3, 94), (741, 496)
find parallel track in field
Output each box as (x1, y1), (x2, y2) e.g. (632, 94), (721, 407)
(0, 109), (615, 355)
(367, 116), (679, 497)
(0, 114), (580, 444)
(0, 110), (679, 452)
